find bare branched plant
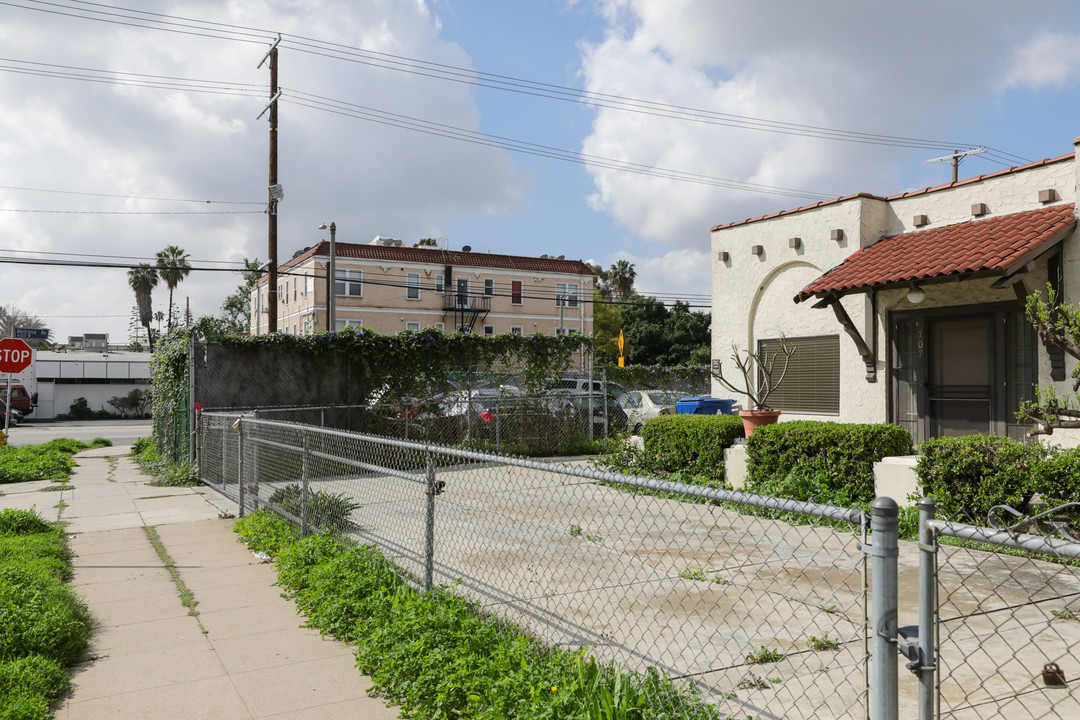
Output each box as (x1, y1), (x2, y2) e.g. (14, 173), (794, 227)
(711, 338), (796, 411)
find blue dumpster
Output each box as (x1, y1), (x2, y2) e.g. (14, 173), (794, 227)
(675, 397), (735, 415)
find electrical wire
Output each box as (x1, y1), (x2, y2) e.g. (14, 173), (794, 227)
(3, 0), (1028, 161)
(0, 183), (263, 205)
(0, 208), (264, 215)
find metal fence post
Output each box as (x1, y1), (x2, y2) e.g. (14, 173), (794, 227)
(236, 418), (245, 518)
(918, 498), (937, 720)
(188, 331), (196, 465)
(424, 447), (436, 592)
(301, 429), (310, 537)
(870, 497), (899, 720)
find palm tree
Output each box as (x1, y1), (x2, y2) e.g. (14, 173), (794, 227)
(156, 245), (191, 331)
(609, 260), (637, 302)
(128, 264), (159, 351)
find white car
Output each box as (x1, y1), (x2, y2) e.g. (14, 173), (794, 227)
(620, 390), (686, 434)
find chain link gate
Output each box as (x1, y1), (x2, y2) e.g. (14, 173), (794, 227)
(918, 499), (1080, 720)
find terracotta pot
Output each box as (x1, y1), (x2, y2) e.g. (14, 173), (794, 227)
(739, 409), (781, 438)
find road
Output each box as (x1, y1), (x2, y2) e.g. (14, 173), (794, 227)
(4, 418), (152, 448)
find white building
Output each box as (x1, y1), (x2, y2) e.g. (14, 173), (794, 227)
(711, 136), (1080, 445)
(31, 350), (151, 420)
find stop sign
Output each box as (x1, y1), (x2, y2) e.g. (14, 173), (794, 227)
(0, 338), (33, 374)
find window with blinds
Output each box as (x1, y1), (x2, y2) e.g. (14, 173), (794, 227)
(756, 334), (840, 414)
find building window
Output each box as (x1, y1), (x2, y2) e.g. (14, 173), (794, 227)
(511, 280), (522, 305)
(510, 326), (523, 335)
(293, 278), (297, 302)
(407, 273), (421, 300)
(435, 274), (445, 293)
(434, 322), (444, 331)
(484, 325), (494, 336)
(484, 279), (494, 296)
(336, 269), (362, 297)
(555, 327), (579, 336)
(555, 282), (579, 308)
(335, 319), (362, 331)
(756, 335), (839, 414)
(406, 321), (421, 331)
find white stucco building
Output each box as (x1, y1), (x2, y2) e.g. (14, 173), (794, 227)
(711, 136), (1080, 445)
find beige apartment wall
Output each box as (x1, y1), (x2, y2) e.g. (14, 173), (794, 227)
(250, 256), (593, 338)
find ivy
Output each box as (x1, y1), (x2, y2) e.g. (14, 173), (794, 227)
(151, 327), (592, 458)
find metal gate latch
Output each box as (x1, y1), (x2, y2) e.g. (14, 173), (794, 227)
(897, 626), (923, 674)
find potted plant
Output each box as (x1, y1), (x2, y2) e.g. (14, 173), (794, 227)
(710, 339), (796, 437)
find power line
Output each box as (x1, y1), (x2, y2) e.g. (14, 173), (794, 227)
(0, 183), (263, 205)
(4, 0), (1027, 160)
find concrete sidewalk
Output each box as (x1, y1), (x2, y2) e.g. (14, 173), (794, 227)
(0, 445), (401, 719)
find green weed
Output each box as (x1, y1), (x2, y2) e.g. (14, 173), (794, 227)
(807, 634), (841, 651)
(233, 510), (301, 557)
(745, 646), (785, 664)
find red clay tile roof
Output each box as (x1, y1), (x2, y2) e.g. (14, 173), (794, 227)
(794, 203), (1077, 303)
(261, 242), (596, 285)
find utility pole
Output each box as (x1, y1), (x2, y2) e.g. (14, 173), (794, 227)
(926, 147), (987, 183)
(259, 35), (282, 333)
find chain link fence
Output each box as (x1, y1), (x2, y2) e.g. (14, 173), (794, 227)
(925, 502), (1080, 720)
(198, 411), (869, 720)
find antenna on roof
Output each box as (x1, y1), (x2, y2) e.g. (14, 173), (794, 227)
(926, 147), (987, 183)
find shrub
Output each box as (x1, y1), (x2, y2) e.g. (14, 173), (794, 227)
(237, 507), (719, 720)
(639, 414), (744, 480)
(746, 421), (913, 504)
(267, 484), (361, 533)
(130, 437), (153, 455)
(1034, 446), (1080, 508)
(233, 510), (301, 557)
(0, 510), (53, 537)
(917, 435), (1045, 521)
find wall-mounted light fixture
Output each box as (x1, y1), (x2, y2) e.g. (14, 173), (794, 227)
(906, 286), (925, 304)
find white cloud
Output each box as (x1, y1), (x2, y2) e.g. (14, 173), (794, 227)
(1002, 33), (1080, 90)
(576, 0), (1068, 262)
(0, 0), (529, 342)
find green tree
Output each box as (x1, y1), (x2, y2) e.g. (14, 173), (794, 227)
(219, 258), (265, 335)
(156, 245), (191, 331)
(0, 304), (51, 348)
(127, 264), (159, 351)
(618, 297), (711, 366)
(609, 259), (637, 302)
(591, 290), (623, 364)
(1018, 283), (1080, 435)
(590, 263), (613, 301)
(414, 238), (439, 248)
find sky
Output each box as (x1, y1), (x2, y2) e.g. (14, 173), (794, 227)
(3, 0), (1080, 344)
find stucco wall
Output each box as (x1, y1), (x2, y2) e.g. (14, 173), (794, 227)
(710, 141), (1080, 441)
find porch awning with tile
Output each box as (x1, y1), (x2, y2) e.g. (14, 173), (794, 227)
(794, 203), (1077, 303)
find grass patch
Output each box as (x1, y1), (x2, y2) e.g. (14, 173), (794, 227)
(0, 509), (90, 717)
(0, 437), (111, 486)
(142, 526), (204, 633)
(234, 510), (720, 720)
(745, 646), (785, 664)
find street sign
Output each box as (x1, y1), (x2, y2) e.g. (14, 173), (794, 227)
(13, 327), (49, 340)
(0, 338), (33, 374)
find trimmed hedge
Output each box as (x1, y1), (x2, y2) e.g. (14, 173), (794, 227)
(745, 421), (914, 504)
(915, 435), (1080, 521)
(639, 414), (744, 481)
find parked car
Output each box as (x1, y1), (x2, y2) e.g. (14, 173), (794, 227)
(0, 384), (33, 416)
(620, 390), (685, 434)
(544, 389), (628, 437)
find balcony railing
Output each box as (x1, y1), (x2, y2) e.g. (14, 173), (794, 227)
(442, 293), (492, 313)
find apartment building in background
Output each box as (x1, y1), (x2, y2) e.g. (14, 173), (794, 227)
(250, 237), (596, 338)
